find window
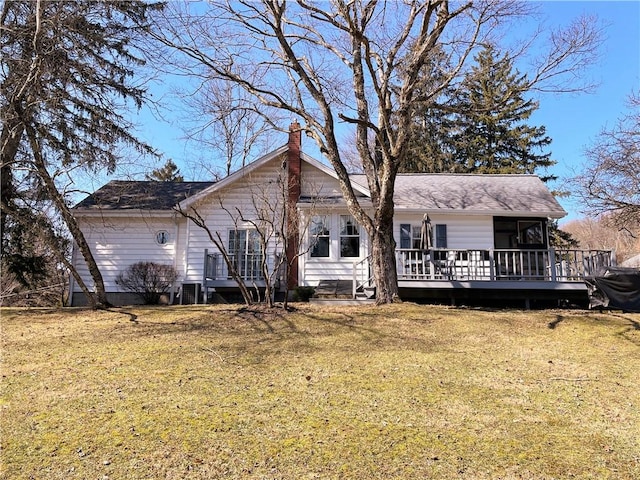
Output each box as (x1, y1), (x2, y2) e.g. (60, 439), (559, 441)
(228, 229), (263, 279)
(310, 216), (330, 257)
(435, 224), (447, 248)
(156, 230), (169, 245)
(493, 217), (547, 249)
(340, 215), (360, 257)
(400, 224), (423, 249)
(518, 220), (544, 246)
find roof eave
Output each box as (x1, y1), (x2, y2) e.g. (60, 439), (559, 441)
(73, 208), (177, 218)
(393, 206), (567, 218)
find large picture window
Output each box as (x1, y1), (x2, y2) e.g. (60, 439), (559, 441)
(310, 216), (330, 258)
(340, 215), (360, 257)
(493, 217), (547, 249)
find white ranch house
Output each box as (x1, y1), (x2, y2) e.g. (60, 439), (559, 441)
(71, 124), (614, 307)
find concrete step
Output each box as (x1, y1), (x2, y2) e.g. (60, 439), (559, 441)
(309, 296), (376, 306)
(313, 280), (353, 298)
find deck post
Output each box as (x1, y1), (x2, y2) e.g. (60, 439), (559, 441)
(352, 261), (357, 299)
(549, 248), (557, 282)
(489, 250), (495, 281)
(429, 248), (436, 280)
(202, 249), (209, 304)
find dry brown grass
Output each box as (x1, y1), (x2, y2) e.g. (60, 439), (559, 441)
(1, 304), (639, 479)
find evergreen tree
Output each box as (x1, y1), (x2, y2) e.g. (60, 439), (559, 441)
(1, 0), (160, 307)
(403, 45), (555, 179)
(402, 47), (457, 173)
(450, 46), (554, 178)
(145, 159), (184, 182)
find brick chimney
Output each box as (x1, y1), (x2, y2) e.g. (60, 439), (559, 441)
(286, 121), (302, 290)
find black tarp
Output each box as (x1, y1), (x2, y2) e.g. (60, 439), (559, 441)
(584, 267), (640, 312)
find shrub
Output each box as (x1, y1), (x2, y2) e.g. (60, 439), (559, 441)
(293, 286), (315, 302)
(115, 262), (178, 305)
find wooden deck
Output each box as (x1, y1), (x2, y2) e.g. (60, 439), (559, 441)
(356, 248), (615, 305)
(201, 247), (615, 305)
(393, 248), (613, 283)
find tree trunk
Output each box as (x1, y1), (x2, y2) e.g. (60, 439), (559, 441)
(369, 219), (399, 304)
(1, 119), (23, 246)
(24, 122), (109, 308)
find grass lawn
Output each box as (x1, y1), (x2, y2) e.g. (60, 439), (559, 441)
(1, 304), (639, 479)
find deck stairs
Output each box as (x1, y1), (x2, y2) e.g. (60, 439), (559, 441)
(309, 280), (375, 305)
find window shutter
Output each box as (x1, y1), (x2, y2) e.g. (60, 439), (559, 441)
(435, 224), (447, 248)
(400, 224), (411, 249)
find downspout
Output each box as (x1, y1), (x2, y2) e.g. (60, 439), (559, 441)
(184, 217), (192, 304)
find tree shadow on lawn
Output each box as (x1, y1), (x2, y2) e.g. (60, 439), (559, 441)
(548, 315), (564, 329)
(608, 312), (640, 347)
(563, 310), (640, 347)
(105, 305), (439, 359)
(104, 305), (323, 353)
(296, 308), (444, 353)
(109, 306), (296, 332)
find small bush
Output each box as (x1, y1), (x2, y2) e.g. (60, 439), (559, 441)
(293, 286), (315, 302)
(115, 262), (178, 304)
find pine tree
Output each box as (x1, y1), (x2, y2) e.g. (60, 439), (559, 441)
(450, 46), (554, 178)
(145, 159), (184, 182)
(402, 47), (458, 173)
(1, 1), (160, 307)
(403, 45), (555, 179)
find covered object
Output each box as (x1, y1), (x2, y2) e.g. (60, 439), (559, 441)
(585, 267), (640, 312)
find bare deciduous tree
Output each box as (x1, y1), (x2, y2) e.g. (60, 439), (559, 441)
(176, 165), (321, 308)
(572, 93), (640, 231)
(562, 215), (640, 265)
(147, 1), (603, 303)
(182, 81), (282, 177)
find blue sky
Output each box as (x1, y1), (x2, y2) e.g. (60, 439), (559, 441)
(529, 1), (640, 223)
(125, 1), (639, 223)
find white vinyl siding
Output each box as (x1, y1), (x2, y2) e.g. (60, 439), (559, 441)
(74, 216), (178, 292)
(300, 211), (368, 286)
(301, 162), (344, 198)
(394, 215), (494, 250)
(182, 157), (288, 284)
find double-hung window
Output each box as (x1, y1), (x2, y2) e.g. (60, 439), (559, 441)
(400, 224), (422, 249)
(228, 229), (262, 279)
(310, 215), (330, 258)
(399, 223), (446, 249)
(340, 215), (360, 257)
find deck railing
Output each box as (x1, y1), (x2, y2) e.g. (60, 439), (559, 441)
(353, 255), (374, 298)
(395, 248), (614, 282)
(203, 250), (264, 283)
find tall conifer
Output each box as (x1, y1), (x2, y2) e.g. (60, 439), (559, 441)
(403, 45), (555, 180)
(450, 46), (554, 177)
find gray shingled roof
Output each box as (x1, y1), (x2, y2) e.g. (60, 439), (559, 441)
(73, 180), (215, 210)
(75, 174), (566, 218)
(351, 173), (566, 217)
